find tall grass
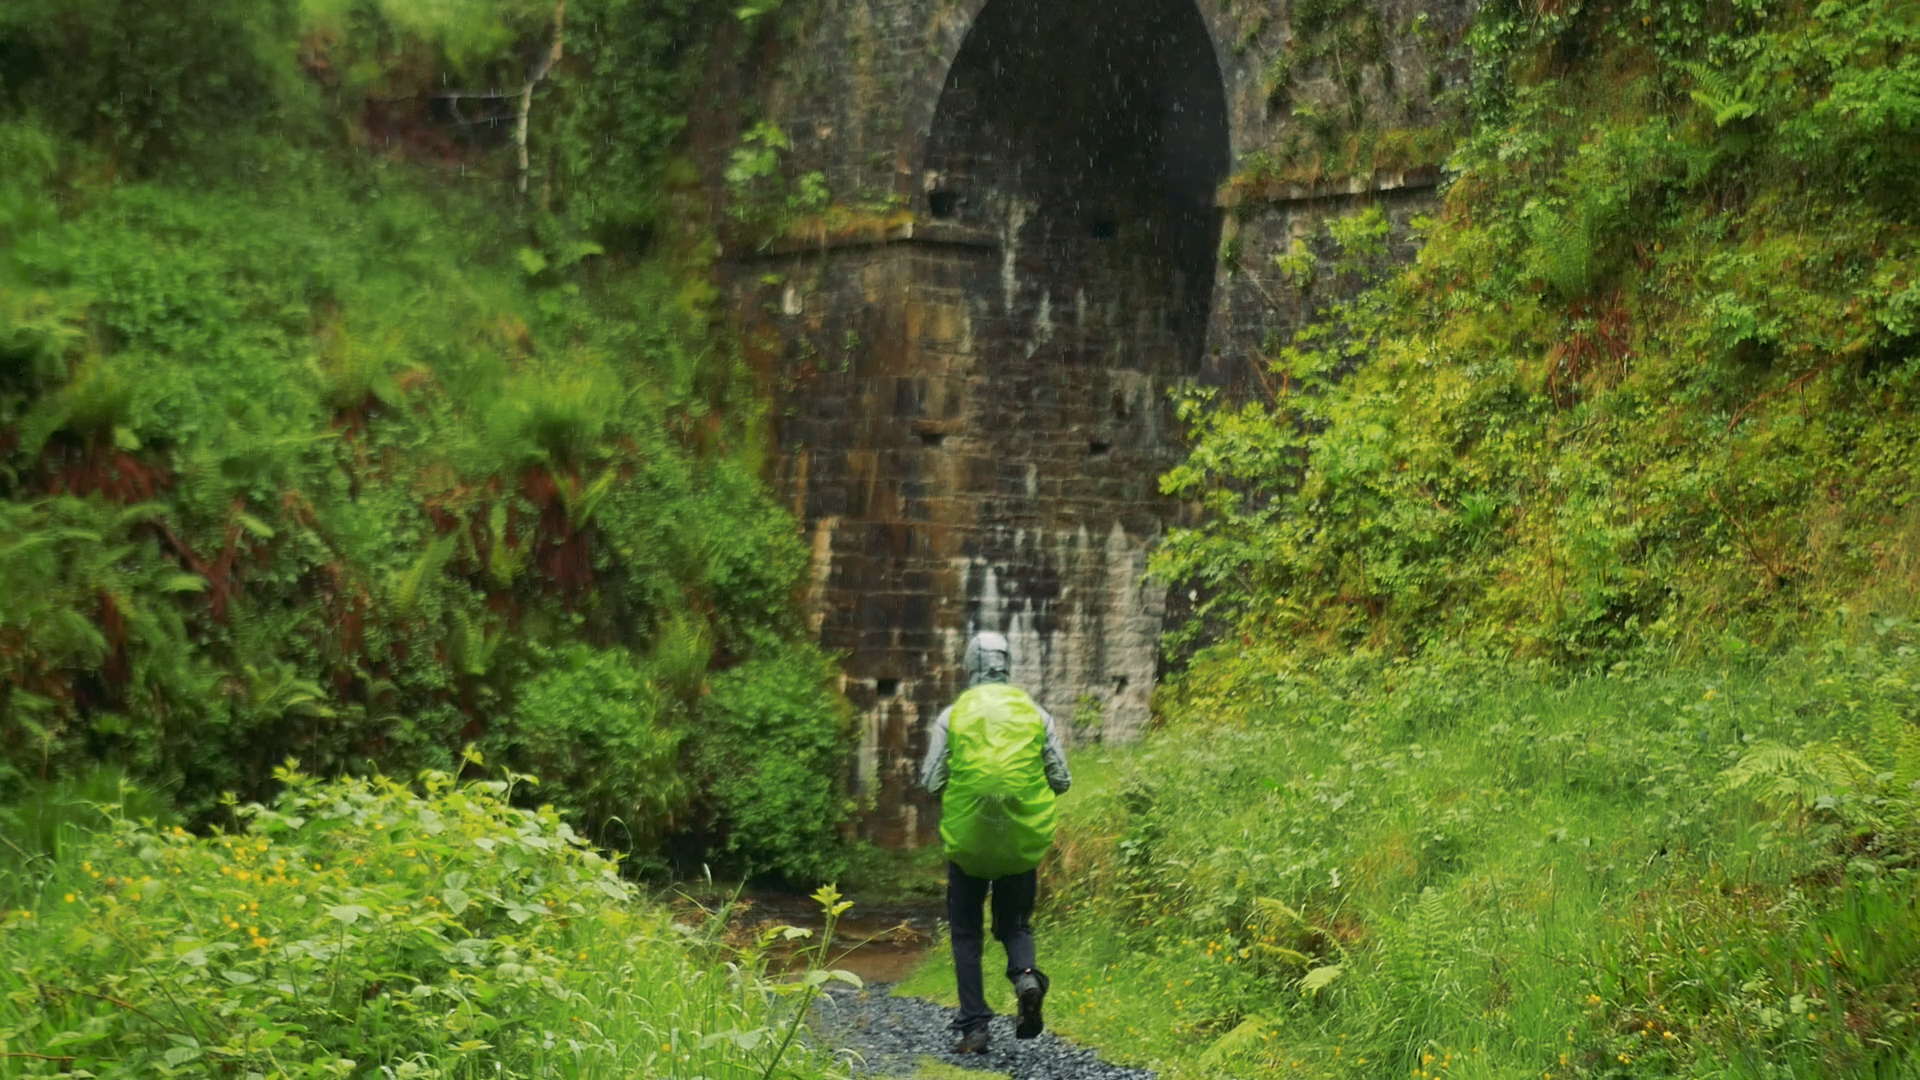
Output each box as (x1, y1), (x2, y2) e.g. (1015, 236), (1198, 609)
(906, 626), (1920, 1077)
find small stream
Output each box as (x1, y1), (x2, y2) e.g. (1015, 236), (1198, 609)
(703, 892), (944, 984)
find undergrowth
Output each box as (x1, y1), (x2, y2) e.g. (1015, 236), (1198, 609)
(0, 767), (846, 1079)
(0, 0), (852, 880)
(1162, 0), (1920, 664)
(908, 624), (1920, 1077)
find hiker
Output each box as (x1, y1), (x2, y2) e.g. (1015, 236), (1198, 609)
(919, 630), (1072, 1055)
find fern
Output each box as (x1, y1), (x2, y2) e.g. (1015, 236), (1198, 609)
(1299, 963), (1344, 997)
(390, 534), (460, 616)
(1406, 885), (1450, 978)
(1686, 63), (1762, 126)
(1527, 197), (1608, 300)
(1198, 1015), (1287, 1069)
(1719, 739), (1875, 813)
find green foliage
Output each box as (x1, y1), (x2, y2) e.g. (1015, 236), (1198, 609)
(0, 0), (304, 174)
(1156, 207), (1405, 655)
(0, 156), (788, 822)
(724, 122), (830, 246)
(697, 643), (853, 885)
(0, 0), (851, 876)
(543, 0), (729, 240)
(1163, 0), (1920, 666)
(0, 767), (845, 1079)
(483, 644), (689, 838)
(300, 0), (554, 83)
(939, 633), (1920, 1077)
(0, 0), (739, 247)
(0, 767), (174, 870)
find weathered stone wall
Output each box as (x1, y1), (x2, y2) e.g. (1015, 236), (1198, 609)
(712, 0), (1477, 846)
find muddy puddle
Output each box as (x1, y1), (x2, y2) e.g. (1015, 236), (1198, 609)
(685, 893), (943, 984)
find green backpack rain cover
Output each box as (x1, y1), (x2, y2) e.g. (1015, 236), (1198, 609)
(939, 683), (1058, 879)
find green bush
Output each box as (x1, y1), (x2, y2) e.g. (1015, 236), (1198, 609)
(482, 644), (689, 839)
(697, 643), (853, 885)
(0, 0), (303, 173)
(0, 767), (842, 1079)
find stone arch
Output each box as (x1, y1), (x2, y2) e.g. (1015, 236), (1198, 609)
(900, 0), (1240, 205)
(864, 0), (1233, 733)
(736, 0), (1242, 844)
(918, 0), (1232, 359)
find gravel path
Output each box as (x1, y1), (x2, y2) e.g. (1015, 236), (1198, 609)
(811, 983), (1156, 1080)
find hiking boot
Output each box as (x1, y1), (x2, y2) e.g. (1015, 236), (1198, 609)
(954, 1025), (991, 1055)
(1014, 969), (1046, 1039)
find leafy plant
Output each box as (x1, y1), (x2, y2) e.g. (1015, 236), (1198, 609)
(696, 643), (854, 885)
(483, 644), (690, 837)
(724, 122), (830, 245)
(0, 766), (847, 1079)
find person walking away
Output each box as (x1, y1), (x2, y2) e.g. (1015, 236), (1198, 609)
(919, 631), (1072, 1055)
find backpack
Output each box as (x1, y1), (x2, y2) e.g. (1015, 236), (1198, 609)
(939, 683), (1058, 878)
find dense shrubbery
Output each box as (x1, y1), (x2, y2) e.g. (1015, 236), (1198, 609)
(0, 769), (844, 1079)
(0, 0), (304, 174)
(1161, 0), (1920, 665)
(697, 646), (855, 884)
(0, 0), (851, 878)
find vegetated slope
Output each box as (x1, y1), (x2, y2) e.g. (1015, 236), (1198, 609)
(0, 0), (850, 881)
(1159, 0), (1920, 669)
(997, 1), (1920, 1077)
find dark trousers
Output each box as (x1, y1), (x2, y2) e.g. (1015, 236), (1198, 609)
(947, 861), (1046, 1032)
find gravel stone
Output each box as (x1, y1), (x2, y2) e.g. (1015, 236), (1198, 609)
(811, 983), (1157, 1080)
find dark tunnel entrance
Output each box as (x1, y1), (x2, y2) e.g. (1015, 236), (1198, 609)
(924, 0), (1230, 358)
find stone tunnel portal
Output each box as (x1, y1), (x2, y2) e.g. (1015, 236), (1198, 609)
(924, 0), (1230, 363)
(758, 0), (1230, 846)
(916, 0), (1231, 725)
